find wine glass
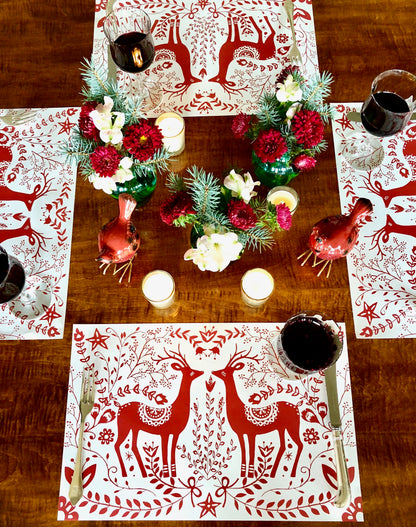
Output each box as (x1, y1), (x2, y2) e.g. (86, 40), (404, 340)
(342, 69), (416, 170)
(103, 6), (162, 112)
(0, 246), (51, 319)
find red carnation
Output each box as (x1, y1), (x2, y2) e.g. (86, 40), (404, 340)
(227, 199), (257, 231)
(291, 109), (324, 148)
(253, 129), (288, 163)
(293, 153), (316, 171)
(160, 191), (196, 225)
(79, 101), (100, 141)
(276, 203), (292, 231)
(123, 122), (163, 161)
(276, 65), (301, 85)
(231, 113), (251, 139)
(90, 145), (122, 178)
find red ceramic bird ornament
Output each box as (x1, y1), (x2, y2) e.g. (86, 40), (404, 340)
(298, 197), (373, 277)
(96, 193), (140, 282)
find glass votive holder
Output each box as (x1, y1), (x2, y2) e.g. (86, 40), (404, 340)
(241, 268), (274, 308)
(155, 112), (185, 155)
(267, 185), (299, 213)
(142, 270), (175, 309)
(279, 312), (343, 375)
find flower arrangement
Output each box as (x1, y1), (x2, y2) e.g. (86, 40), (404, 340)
(63, 59), (170, 198)
(160, 166), (292, 272)
(232, 67), (333, 180)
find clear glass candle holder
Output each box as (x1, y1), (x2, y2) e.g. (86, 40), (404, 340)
(241, 268), (274, 308)
(267, 185), (299, 213)
(142, 270), (175, 309)
(155, 112), (185, 155)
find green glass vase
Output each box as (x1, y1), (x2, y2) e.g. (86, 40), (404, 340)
(111, 166), (157, 207)
(252, 151), (299, 188)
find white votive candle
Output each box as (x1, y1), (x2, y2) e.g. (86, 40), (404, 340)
(142, 270), (175, 309)
(155, 112), (185, 155)
(241, 268), (274, 308)
(267, 186), (299, 213)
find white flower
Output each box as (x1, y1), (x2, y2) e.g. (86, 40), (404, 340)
(89, 157), (134, 195)
(276, 74), (302, 103)
(286, 102), (302, 121)
(223, 169), (260, 203)
(90, 96), (125, 145)
(184, 232), (243, 272)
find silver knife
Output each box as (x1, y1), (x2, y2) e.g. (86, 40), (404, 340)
(324, 363), (351, 508)
(347, 110), (416, 122)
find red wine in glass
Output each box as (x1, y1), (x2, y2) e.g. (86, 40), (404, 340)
(0, 247), (26, 304)
(110, 31), (155, 74)
(361, 91), (411, 137)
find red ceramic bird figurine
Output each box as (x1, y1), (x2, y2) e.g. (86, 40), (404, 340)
(97, 193), (140, 282)
(299, 197), (373, 277)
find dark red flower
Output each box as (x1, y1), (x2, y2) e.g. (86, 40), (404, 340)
(253, 129), (288, 163)
(231, 113), (251, 139)
(227, 199), (257, 231)
(293, 153), (316, 171)
(276, 202), (292, 230)
(78, 101), (100, 141)
(123, 122), (163, 161)
(275, 65), (301, 85)
(90, 145), (122, 178)
(160, 190), (196, 225)
(291, 109), (324, 148)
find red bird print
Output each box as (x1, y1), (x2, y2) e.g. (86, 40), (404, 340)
(299, 197), (373, 277)
(96, 193), (140, 282)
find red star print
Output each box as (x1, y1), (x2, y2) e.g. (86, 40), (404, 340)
(335, 113), (355, 132)
(358, 301), (380, 324)
(197, 493), (221, 518)
(86, 328), (110, 351)
(40, 303), (61, 325)
(58, 117), (76, 135)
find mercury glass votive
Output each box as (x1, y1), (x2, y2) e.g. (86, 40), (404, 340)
(241, 268), (274, 308)
(267, 185), (299, 213)
(155, 112), (185, 155)
(142, 270), (175, 309)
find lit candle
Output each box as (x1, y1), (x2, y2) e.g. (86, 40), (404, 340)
(155, 112), (185, 155)
(267, 186), (299, 213)
(142, 270), (175, 309)
(241, 268), (274, 308)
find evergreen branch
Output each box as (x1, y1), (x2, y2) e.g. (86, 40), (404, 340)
(238, 225), (275, 252)
(184, 166), (223, 218)
(166, 172), (187, 192)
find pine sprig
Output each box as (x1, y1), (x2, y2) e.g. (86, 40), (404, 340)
(184, 166), (223, 220)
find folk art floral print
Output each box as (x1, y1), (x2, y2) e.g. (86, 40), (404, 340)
(58, 323), (363, 521)
(331, 103), (416, 339)
(0, 108), (78, 340)
(92, 0), (319, 117)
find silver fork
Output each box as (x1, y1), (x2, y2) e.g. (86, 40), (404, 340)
(68, 368), (96, 506)
(0, 109), (38, 126)
(283, 0), (303, 67)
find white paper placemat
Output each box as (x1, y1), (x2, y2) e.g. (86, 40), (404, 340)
(58, 322), (363, 521)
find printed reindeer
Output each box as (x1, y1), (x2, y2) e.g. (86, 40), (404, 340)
(209, 14), (277, 93)
(212, 348), (303, 479)
(114, 348), (203, 478)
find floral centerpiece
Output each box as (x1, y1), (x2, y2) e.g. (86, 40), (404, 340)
(232, 67), (333, 187)
(63, 59), (171, 205)
(160, 166), (292, 272)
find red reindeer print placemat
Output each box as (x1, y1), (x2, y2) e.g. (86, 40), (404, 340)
(92, 0), (319, 117)
(331, 103), (416, 339)
(58, 322), (363, 521)
(0, 107), (79, 340)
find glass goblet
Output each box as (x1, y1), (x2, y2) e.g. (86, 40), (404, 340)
(103, 6), (162, 112)
(342, 69), (416, 170)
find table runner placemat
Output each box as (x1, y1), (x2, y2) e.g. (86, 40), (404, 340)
(92, 0), (319, 117)
(0, 107), (79, 340)
(58, 322), (363, 521)
(331, 103), (416, 339)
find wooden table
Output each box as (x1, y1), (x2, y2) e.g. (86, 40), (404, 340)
(0, 0), (415, 525)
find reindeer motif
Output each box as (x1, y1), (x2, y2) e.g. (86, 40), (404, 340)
(209, 14), (277, 93)
(153, 17), (200, 96)
(114, 348), (203, 478)
(212, 348), (303, 479)
(370, 213), (416, 256)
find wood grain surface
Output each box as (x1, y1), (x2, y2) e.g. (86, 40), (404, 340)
(0, 1), (415, 526)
